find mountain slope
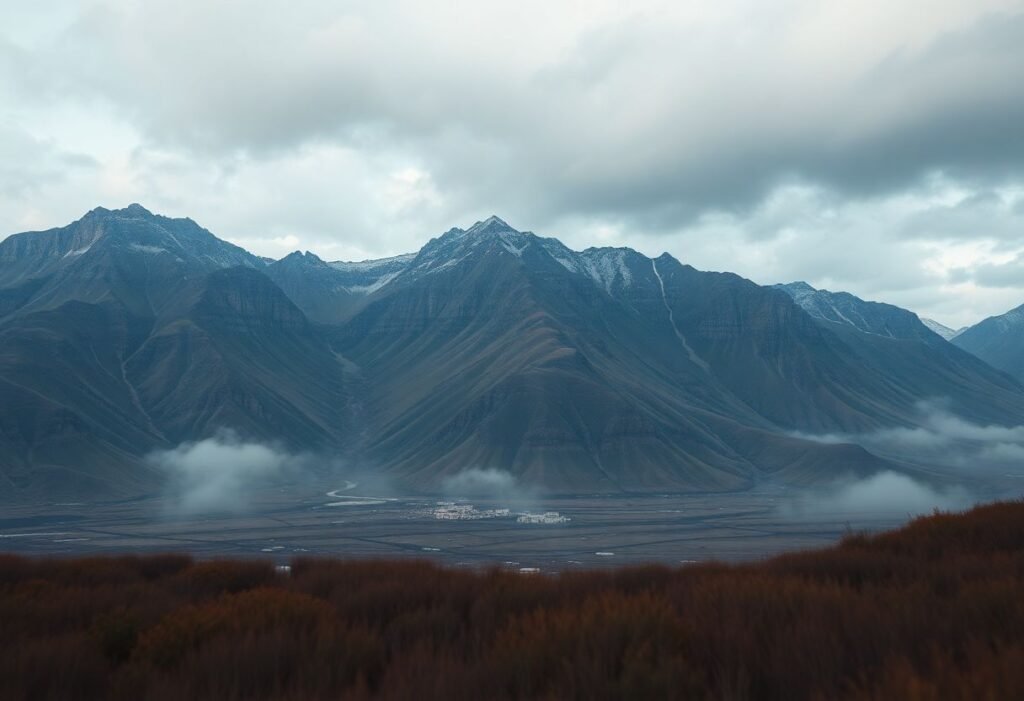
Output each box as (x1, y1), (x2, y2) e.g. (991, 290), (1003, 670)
(0, 207), (350, 497)
(4, 207), (1024, 498)
(330, 219), (897, 491)
(0, 204), (263, 322)
(954, 304), (1024, 382)
(775, 282), (1024, 424)
(265, 251), (361, 325)
(921, 317), (962, 340)
(265, 250), (415, 324)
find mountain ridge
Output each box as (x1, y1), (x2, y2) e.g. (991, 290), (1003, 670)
(2, 206), (1023, 498)
(954, 303), (1024, 382)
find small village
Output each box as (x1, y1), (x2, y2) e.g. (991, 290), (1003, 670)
(427, 502), (570, 525)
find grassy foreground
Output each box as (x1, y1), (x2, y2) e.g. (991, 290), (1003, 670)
(2, 501), (1024, 700)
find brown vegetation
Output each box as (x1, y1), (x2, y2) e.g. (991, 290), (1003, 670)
(2, 501), (1024, 699)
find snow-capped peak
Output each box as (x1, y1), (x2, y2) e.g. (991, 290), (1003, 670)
(919, 317), (962, 341)
(993, 305), (1024, 332)
(578, 248), (637, 293)
(466, 215), (515, 235)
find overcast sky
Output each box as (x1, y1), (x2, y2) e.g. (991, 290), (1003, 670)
(3, 0), (1024, 327)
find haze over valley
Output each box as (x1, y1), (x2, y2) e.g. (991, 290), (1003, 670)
(5, 4), (1024, 549)
(6, 4), (1024, 697)
(1, 204), (1022, 565)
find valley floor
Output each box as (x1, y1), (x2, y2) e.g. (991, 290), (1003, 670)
(2, 500), (1024, 699)
(0, 481), (986, 569)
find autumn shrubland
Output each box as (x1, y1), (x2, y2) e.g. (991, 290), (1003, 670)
(2, 500), (1024, 700)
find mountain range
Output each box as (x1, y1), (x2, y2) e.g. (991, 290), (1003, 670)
(1, 205), (1022, 498)
(952, 304), (1024, 382)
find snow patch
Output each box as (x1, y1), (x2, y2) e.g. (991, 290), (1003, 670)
(581, 249), (634, 293)
(920, 317), (960, 340)
(345, 270), (402, 294)
(63, 244), (92, 258)
(994, 307), (1024, 332)
(499, 232), (528, 257)
(130, 244), (167, 254)
(330, 252), (415, 272)
(652, 258), (710, 373)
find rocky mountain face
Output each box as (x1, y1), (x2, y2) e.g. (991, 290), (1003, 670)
(954, 303), (1024, 382)
(0, 206), (350, 497)
(775, 281), (1024, 423)
(264, 250), (416, 324)
(774, 282), (937, 341)
(2, 207), (1024, 498)
(920, 318), (962, 341)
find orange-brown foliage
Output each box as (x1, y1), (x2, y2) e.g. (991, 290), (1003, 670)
(2, 500), (1024, 700)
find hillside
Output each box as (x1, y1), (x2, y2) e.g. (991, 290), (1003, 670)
(954, 303), (1024, 382)
(776, 281), (1024, 423)
(2, 499), (1024, 699)
(3, 206), (1024, 496)
(0, 206), (352, 496)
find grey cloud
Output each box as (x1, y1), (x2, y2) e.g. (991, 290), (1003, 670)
(946, 267), (973, 285)
(10, 2), (1024, 226)
(810, 24), (1024, 192)
(971, 255), (1024, 288)
(4, 2), (1024, 328)
(898, 188), (1024, 242)
(442, 468), (515, 494)
(782, 471), (972, 518)
(981, 442), (1024, 462)
(147, 430), (308, 515)
(0, 124), (97, 199)
(794, 400), (1024, 473)
(440, 468), (538, 504)
(448, 10), (1024, 225)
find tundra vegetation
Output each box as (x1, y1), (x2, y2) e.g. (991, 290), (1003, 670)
(2, 500), (1024, 700)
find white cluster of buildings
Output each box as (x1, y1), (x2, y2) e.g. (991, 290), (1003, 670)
(516, 511), (571, 525)
(429, 502), (511, 520)
(423, 502), (571, 525)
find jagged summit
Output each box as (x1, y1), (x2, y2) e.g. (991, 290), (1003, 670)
(84, 203), (153, 219)
(4, 204), (1024, 498)
(329, 252), (416, 270)
(954, 302), (1024, 381)
(121, 203), (152, 216)
(920, 317), (961, 341)
(466, 215), (515, 235)
(784, 281), (816, 292)
(280, 250), (328, 265)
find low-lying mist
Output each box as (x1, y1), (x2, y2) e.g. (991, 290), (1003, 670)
(781, 471), (972, 519)
(147, 430), (312, 515)
(440, 467), (538, 505)
(794, 400), (1024, 474)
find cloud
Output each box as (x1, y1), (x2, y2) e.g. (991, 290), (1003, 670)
(22, 2), (1023, 209)
(2, 1), (1024, 326)
(0, 123), (96, 199)
(440, 468), (537, 503)
(794, 400), (1024, 473)
(782, 471), (972, 518)
(9, 2), (1024, 207)
(970, 254), (1024, 289)
(147, 430), (307, 515)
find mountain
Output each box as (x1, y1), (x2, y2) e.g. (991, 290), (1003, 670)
(774, 282), (939, 340)
(920, 318), (962, 341)
(0, 204), (263, 320)
(953, 303), (1024, 382)
(264, 250), (414, 324)
(265, 251), (358, 325)
(0, 206), (351, 497)
(4, 207), (1024, 498)
(774, 281), (1024, 424)
(328, 218), (1024, 490)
